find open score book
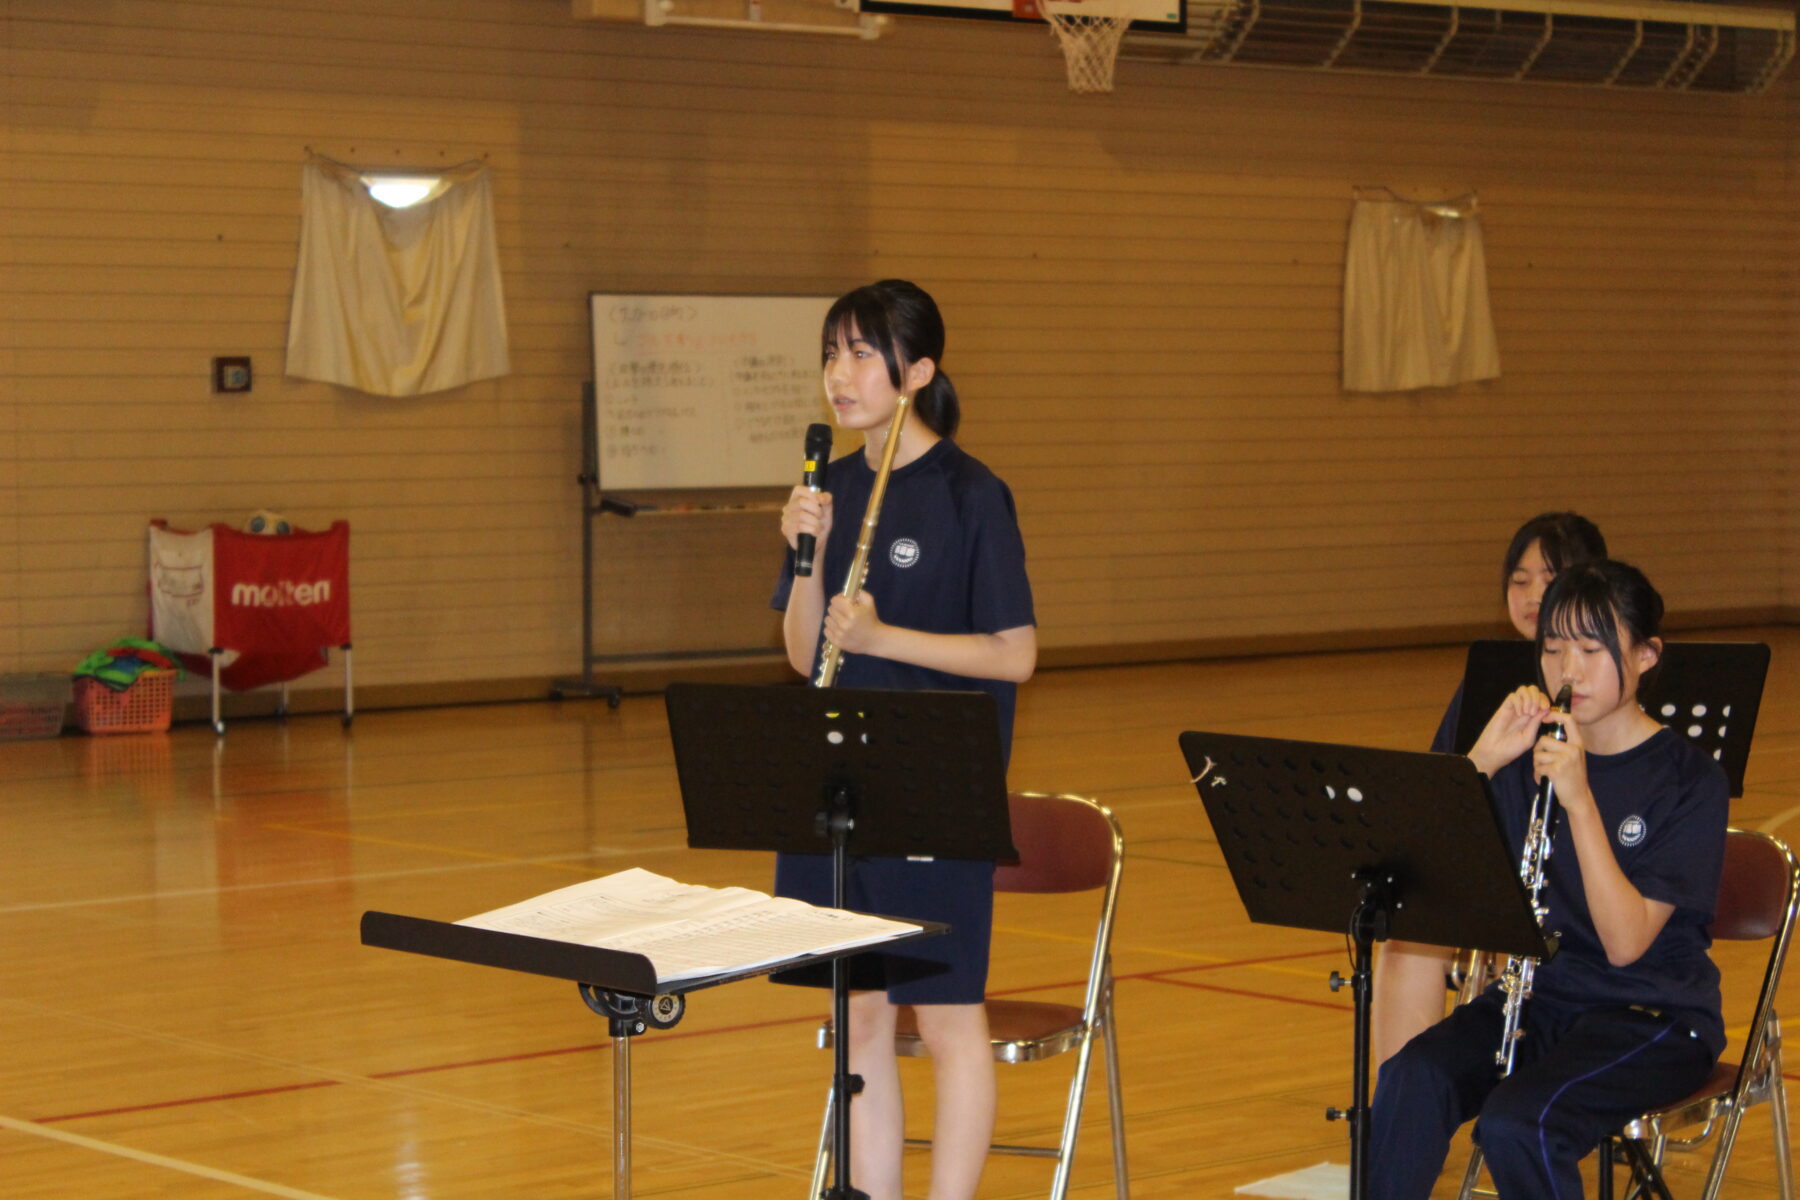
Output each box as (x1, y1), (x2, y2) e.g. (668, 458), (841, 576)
(456, 867), (925, 986)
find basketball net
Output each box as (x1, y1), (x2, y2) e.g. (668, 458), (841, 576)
(1039, 0), (1131, 93)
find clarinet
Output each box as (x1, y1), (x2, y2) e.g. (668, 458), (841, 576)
(1493, 682), (1573, 1075)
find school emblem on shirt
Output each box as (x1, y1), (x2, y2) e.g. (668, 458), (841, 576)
(889, 538), (920, 568)
(1618, 815), (1647, 847)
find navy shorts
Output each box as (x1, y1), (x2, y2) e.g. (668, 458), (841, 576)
(770, 852), (995, 1005)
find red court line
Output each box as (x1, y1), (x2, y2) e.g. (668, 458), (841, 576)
(1147, 974), (1348, 1012)
(1120, 947), (1343, 981)
(981, 947), (1343, 1002)
(32, 947), (1343, 1124)
(372, 1012), (825, 1078)
(369, 1043), (608, 1079)
(36, 1080), (340, 1124)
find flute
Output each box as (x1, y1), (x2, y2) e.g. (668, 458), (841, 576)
(813, 392), (912, 689)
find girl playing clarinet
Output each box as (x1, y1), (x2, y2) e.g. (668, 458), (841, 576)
(771, 279), (1037, 1200)
(1374, 511), (1609, 1067)
(1370, 559), (1727, 1198)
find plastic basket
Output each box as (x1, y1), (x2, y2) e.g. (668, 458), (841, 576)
(0, 673), (71, 741)
(74, 671), (175, 735)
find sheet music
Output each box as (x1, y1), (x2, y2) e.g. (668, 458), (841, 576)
(456, 868), (923, 984)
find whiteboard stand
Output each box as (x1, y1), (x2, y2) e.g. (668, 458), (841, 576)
(551, 384), (625, 708)
(550, 385), (803, 707)
(554, 295), (834, 703)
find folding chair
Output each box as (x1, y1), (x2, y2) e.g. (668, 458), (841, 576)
(1596, 827), (1798, 1200)
(1459, 827), (1798, 1200)
(810, 791), (1127, 1200)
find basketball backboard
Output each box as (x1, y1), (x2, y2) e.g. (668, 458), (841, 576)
(855, 0), (1184, 35)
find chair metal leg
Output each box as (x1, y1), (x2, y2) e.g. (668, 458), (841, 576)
(1645, 1133), (1672, 1200)
(1456, 1146), (1485, 1200)
(1697, 1098), (1750, 1200)
(1616, 1138), (1654, 1200)
(342, 643), (354, 727)
(1619, 1138), (1676, 1200)
(1047, 1022), (1097, 1200)
(1101, 993), (1129, 1199)
(1597, 1137), (1614, 1200)
(809, 1085), (833, 1200)
(889, 1007), (1125, 1200)
(210, 648), (225, 735)
(1770, 1048), (1795, 1200)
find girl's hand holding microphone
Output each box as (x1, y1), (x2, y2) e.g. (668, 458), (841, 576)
(782, 486), (833, 559)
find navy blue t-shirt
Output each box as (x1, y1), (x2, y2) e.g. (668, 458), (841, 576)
(1487, 726), (1728, 1056)
(771, 437), (1035, 766)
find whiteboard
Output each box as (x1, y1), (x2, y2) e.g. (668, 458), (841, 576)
(590, 293), (833, 491)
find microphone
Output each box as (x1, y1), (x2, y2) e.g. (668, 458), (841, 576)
(795, 423), (832, 577)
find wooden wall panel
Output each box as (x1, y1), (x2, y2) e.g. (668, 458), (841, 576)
(2, 0), (1793, 694)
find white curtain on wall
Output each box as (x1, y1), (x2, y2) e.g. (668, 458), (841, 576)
(1342, 195), (1500, 393)
(287, 156), (510, 397)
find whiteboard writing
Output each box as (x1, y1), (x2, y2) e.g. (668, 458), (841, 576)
(590, 294), (833, 490)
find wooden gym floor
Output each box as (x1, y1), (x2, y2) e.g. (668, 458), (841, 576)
(3, 628), (1796, 1198)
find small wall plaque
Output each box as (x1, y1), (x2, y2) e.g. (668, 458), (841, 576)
(213, 356), (253, 393)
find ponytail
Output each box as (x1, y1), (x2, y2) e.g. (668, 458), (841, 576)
(914, 368), (960, 439)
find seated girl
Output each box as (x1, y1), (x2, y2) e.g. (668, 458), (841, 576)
(1369, 559), (1728, 1199)
(1373, 511), (1609, 1068)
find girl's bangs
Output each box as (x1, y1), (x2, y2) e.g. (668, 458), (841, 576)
(1538, 577), (1628, 690)
(821, 292), (899, 381)
(1541, 591), (1615, 644)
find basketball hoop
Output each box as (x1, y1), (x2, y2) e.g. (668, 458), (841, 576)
(1037, 0), (1132, 93)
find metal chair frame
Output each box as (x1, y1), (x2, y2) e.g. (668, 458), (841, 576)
(809, 790), (1128, 1200)
(1459, 827), (1798, 1200)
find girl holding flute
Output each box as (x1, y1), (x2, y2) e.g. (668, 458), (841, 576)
(771, 278), (1037, 1200)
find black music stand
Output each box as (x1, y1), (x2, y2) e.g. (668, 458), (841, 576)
(1451, 640), (1770, 794)
(362, 902), (944, 1200)
(1448, 640), (1535, 754)
(664, 682), (1016, 1200)
(1178, 731), (1552, 1200)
